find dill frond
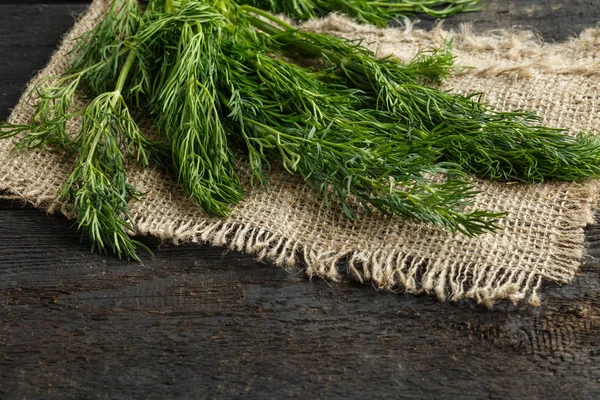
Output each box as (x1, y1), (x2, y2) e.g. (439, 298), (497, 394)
(59, 88), (153, 260)
(69, 0), (143, 94)
(137, 1), (244, 215)
(0, 75), (82, 153)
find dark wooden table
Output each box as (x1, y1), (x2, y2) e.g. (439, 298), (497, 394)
(1, 1), (599, 398)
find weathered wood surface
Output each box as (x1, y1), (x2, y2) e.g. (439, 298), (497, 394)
(1, 1), (599, 398)
(417, 0), (600, 40)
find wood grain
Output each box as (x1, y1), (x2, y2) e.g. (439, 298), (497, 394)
(1, 1), (599, 398)
(418, 0), (600, 40)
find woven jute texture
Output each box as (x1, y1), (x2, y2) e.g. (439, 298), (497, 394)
(2, 0), (600, 306)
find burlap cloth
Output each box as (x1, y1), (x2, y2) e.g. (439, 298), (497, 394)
(2, 0), (600, 306)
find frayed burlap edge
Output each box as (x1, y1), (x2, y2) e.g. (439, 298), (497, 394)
(2, 0), (599, 307)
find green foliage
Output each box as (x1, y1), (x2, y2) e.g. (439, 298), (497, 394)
(1, 0), (599, 259)
(138, 3), (244, 215)
(252, 15), (600, 182)
(216, 38), (501, 234)
(70, 0), (143, 94)
(0, 75), (82, 153)
(58, 88), (152, 260)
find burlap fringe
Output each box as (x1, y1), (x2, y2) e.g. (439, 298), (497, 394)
(3, 181), (588, 307)
(131, 210), (597, 307)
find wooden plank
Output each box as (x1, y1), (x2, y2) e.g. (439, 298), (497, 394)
(418, 0), (600, 41)
(0, 3), (90, 121)
(1, 1), (599, 398)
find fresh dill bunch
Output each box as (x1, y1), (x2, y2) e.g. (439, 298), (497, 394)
(3, 0), (600, 260)
(137, 0), (503, 233)
(237, 0), (483, 26)
(217, 37), (501, 234)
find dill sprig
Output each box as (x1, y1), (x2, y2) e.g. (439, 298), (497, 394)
(2, 0), (599, 259)
(0, 75), (82, 153)
(136, 1), (244, 215)
(59, 82), (152, 260)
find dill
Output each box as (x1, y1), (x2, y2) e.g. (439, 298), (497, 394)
(2, 0), (599, 259)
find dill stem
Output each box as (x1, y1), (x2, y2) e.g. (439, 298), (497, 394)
(85, 50), (137, 165)
(114, 51), (137, 95)
(243, 117), (365, 154)
(243, 15), (330, 59)
(243, 13), (358, 73)
(239, 5), (296, 30)
(367, 1), (430, 6)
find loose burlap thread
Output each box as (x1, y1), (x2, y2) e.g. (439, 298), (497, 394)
(2, 0), (600, 306)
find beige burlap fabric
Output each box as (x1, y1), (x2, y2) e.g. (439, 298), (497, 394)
(2, 0), (600, 306)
